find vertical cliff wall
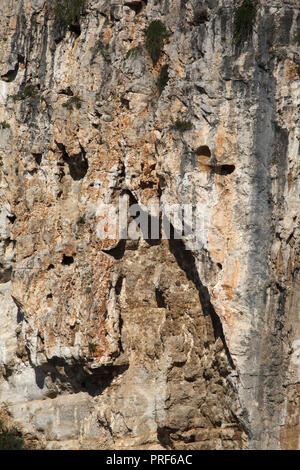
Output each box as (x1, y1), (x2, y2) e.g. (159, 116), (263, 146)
(0, 0), (299, 449)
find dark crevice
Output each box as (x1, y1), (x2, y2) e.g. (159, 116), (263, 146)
(115, 276), (123, 295)
(125, 1), (144, 14)
(155, 288), (166, 308)
(62, 254), (74, 265)
(32, 153), (42, 165)
(11, 295), (24, 323)
(58, 87), (73, 96)
(168, 224), (235, 369)
(196, 145), (211, 158)
(26, 350), (129, 398)
(69, 23), (81, 36)
(122, 189), (161, 246)
(119, 189), (234, 369)
(102, 239), (126, 260)
(56, 141), (88, 180)
(195, 84), (207, 94)
(212, 164), (235, 175)
(1, 61), (19, 82)
(0, 267), (12, 283)
(7, 214), (16, 224)
(157, 427), (174, 449)
(121, 97), (130, 109)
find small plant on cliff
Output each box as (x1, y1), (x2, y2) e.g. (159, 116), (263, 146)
(0, 421), (25, 450)
(54, 0), (86, 29)
(0, 121), (10, 129)
(125, 44), (143, 60)
(157, 64), (169, 94)
(23, 84), (38, 98)
(145, 20), (168, 65)
(88, 342), (97, 354)
(77, 216), (85, 225)
(233, 0), (257, 46)
(171, 119), (193, 132)
(62, 95), (82, 110)
(10, 84), (38, 102)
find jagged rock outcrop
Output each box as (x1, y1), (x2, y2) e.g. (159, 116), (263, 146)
(0, 0), (299, 449)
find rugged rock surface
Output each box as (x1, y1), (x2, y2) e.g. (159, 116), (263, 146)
(0, 0), (299, 449)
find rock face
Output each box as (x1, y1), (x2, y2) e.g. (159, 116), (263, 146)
(0, 0), (299, 450)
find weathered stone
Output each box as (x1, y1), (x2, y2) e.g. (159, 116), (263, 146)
(0, 0), (299, 450)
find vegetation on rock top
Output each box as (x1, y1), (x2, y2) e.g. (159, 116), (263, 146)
(145, 20), (168, 65)
(157, 64), (169, 94)
(54, 0), (86, 29)
(171, 120), (193, 132)
(233, 0), (257, 46)
(0, 421), (25, 450)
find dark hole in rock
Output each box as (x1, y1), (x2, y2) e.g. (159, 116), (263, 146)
(62, 255), (74, 265)
(47, 264), (54, 270)
(102, 239), (126, 260)
(217, 263), (222, 270)
(1, 62), (19, 82)
(193, 8), (209, 25)
(56, 142), (88, 180)
(123, 189), (161, 246)
(69, 23), (81, 36)
(46, 293), (53, 299)
(0, 267), (12, 283)
(155, 288), (166, 308)
(110, 9), (116, 22)
(195, 84), (207, 94)
(121, 97), (130, 109)
(195, 145), (211, 158)
(212, 164), (235, 175)
(58, 87), (73, 96)
(125, 1), (143, 14)
(115, 276), (123, 295)
(7, 214), (16, 223)
(157, 427), (173, 449)
(11, 296), (24, 323)
(32, 153), (42, 165)
(25, 168), (38, 176)
(58, 168), (65, 182)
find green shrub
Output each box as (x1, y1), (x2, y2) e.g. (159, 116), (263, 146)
(0, 421), (25, 450)
(157, 64), (169, 94)
(62, 95), (82, 110)
(233, 0), (257, 46)
(171, 120), (193, 132)
(88, 342), (97, 354)
(23, 84), (38, 98)
(9, 93), (23, 102)
(54, 0), (86, 29)
(145, 20), (168, 65)
(125, 44), (143, 60)
(77, 216), (85, 225)
(92, 39), (109, 56)
(0, 121), (10, 129)
(9, 84), (38, 102)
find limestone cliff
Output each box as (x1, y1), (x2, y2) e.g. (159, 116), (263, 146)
(0, 0), (299, 450)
